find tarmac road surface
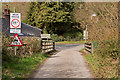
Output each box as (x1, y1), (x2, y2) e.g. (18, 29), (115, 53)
(30, 44), (93, 78)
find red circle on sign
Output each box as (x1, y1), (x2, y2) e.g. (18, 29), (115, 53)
(11, 19), (20, 28)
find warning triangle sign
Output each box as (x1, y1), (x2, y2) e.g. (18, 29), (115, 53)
(9, 33), (23, 46)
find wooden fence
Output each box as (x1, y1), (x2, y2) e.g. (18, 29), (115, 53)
(41, 38), (55, 53)
(85, 42), (93, 53)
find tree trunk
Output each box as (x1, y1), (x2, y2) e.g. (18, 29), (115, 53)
(43, 23), (48, 34)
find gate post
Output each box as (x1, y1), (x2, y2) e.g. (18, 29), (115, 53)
(41, 39), (43, 52)
(53, 41), (55, 50)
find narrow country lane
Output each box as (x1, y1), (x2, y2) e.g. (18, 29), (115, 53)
(30, 44), (93, 78)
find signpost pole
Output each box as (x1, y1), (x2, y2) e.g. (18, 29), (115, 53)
(83, 24), (88, 43)
(15, 46), (16, 55)
(14, 7), (16, 13)
(14, 9), (16, 56)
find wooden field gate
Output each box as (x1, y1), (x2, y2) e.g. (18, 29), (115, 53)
(41, 38), (55, 53)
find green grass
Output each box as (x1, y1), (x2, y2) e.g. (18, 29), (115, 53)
(2, 53), (50, 79)
(56, 41), (85, 44)
(85, 53), (100, 77)
(85, 53), (118, 78)
(79, 48), (85, 51)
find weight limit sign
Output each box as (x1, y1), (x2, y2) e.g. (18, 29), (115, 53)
(10, 13), (21, 28)
(11, 19), (20, 28)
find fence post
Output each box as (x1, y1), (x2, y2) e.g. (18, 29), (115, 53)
(53, 41), (55, 50)
(41, 39), (43, 52)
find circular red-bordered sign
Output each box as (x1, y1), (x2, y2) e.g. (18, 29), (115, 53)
(11, 19), (20, 28)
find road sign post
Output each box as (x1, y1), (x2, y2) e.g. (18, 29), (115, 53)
(10, 29), (21, 33)
(10, 12), (22, 55)
(9, 33), (23, 46)
(10, 13), (21, 33)
(15, 46), (16, 55)
(9, 33), (23, 55)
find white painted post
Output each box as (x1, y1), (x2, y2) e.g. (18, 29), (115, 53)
(14, 7), (16, 56)
(14, 7), (16, 13)
(15, 46), (16, 55)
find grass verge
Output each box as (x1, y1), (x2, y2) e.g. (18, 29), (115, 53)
(79, 48), (85, 52)
(56, 41), (85, 44)
(84, 53), (118, 78)
(2, 53), (51, 79)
